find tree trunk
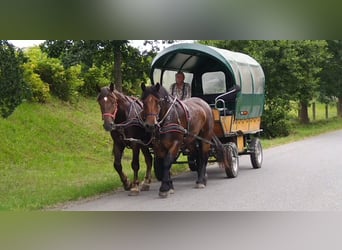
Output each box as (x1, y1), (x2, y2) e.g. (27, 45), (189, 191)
(113, 45), (122, 92)
(338, 97), (342, 117)
(299, 101), (310, 124)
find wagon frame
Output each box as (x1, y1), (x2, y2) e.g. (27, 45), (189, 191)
(149, 43), (265, 176)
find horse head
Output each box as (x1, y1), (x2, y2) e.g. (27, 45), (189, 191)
(97, 83), (119, 131)
(141, 82), (166, 132)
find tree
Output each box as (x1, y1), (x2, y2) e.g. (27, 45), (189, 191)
(319, 40), (342, 117)
(287, 40), (331, 124)
(40, 40), (152, 95)
(95, 40), (129, 92)
(0, 41), (27, 118)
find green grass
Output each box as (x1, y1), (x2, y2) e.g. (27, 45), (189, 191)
(0, 98), (142, 211)
(1, 99), (341, 210)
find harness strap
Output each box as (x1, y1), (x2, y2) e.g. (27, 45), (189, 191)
(158, 123), (213, 145)
(159, 123), (187, 134)
(176, 99), (190, 131)
(158, 96), (178, 126)
(112, 99), (145, 130)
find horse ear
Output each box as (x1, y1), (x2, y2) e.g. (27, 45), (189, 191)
(156, 82), (160, 92)
(141, 82), (146, 91)
(110, 83), (115, 92)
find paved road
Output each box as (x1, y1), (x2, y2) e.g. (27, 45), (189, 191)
(62, 130), (342, 211)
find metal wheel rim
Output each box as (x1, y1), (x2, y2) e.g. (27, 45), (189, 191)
(232, 154), (238, 173)
(255, 141), (263, 164)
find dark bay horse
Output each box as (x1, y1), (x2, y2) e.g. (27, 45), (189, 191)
(141, 82), (230, 198)
(97, 83), (153, 196)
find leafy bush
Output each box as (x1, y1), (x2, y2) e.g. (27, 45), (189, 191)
(36, 56), (82, 102)
(22, 59), (50, 103)
(64, 64), (84, 102)
(0, 41), (27, 118)
(23, 47), (84, 103)
(261, 102), (291, 138)
(80, 65), (110, 96)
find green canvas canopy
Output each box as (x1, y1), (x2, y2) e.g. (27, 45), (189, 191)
(150, 43), (265, 119)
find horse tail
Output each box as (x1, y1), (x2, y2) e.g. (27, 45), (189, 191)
(212, 136), (230, 168)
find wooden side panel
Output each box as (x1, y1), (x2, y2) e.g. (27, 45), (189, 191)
(232, 119), (249, 132)
(212, 109), (220, 121)
(231, 117), (261, 133)
(249, 117), (261, 131)
(212, 108), (261, 138)
(220, 116), (233, 135)
(212, 109), (224, 137)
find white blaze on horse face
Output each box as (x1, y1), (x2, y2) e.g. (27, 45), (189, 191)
(145, 95), (158, 125)
(104, 97), (108, 102)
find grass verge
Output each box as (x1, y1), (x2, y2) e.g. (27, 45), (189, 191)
(262, 117), (342, 149)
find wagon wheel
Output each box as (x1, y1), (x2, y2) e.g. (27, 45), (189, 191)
(224, 142), (239, 178)
(154, 157), (163, 181)
(187, 155), (198, 172)
(249, 137), (263, 169)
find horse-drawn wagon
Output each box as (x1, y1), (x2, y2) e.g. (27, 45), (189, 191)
(146, 43), (265, 180)
(99, 42), (265, 198)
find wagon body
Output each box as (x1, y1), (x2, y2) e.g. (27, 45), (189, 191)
(150, 42), (265, 172)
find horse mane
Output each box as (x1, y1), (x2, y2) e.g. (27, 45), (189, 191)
(97, 86), (130, 102)
(113, 89), (127, 101)
(113, 89), (141, 107)
(141, 83), (169, 100)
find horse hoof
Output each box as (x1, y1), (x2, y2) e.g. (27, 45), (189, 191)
(195, 183), (206, 189)
(159, 191), (170, 198)
(141, 183), (150, 191)
(169, 189), (175, 194)
(128, 187), (140, 196)
(123, 182), (132, 191)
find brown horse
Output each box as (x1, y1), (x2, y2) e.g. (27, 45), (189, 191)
(97, 83), (153, 196)
(141, 82), (230, 198)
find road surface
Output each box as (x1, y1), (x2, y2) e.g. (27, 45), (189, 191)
(61, 130), (342, 211)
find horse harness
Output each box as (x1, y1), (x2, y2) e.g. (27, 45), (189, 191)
(108, 96), (153, 147)
(155, 96), (214, 146)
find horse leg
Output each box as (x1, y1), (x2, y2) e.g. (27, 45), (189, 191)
(158, 160), (174, 198)
(129, 145), (141, 196)
(158, 142), (179, 198)
(195, 142), (209, 189)
(140, 146), (153, 191)
(113, 142), (131, 191)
